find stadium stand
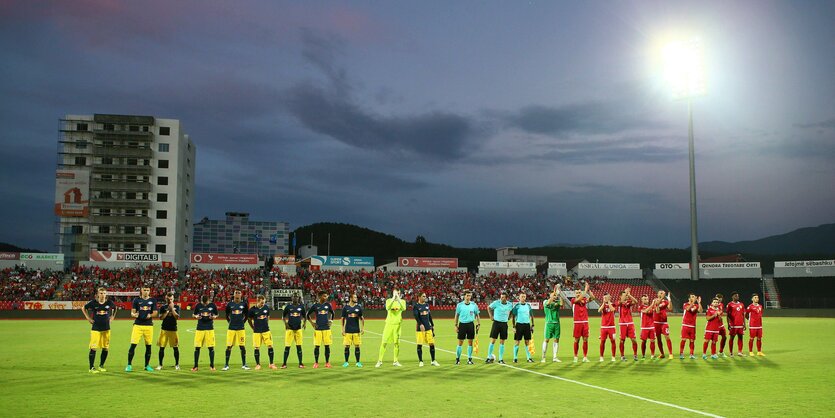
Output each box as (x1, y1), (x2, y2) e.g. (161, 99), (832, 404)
(774, 277), (835, 308)
(0, 267), (61, 302)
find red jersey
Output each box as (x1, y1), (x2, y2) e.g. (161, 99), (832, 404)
(726, 301), (746, 326)
(653, 299), (670, 323)
(572, 298), (589, 322)
(746, 304), (763, 328)
(705, 306), (721, 331)
(600, 303), (616, 327)
(681, 302), (699, 327)
(616, 300), (634, 324)
(716, 302), (726, 327)
(638, 304), (654, 328)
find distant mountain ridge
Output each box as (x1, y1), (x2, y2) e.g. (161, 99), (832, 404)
(700, 223), (835, 256)
(0, 242), (45, 253)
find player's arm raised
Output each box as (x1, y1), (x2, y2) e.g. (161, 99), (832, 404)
(586, 282), (595, 301)
(627, 288), (638, 303)
(170, 304), (179, 319)
(697, 296), (703, 313)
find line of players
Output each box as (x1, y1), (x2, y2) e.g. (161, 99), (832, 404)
(83, 286), (443, 372)
(454, 283), (765, 364)
(82, 283), (765, 373)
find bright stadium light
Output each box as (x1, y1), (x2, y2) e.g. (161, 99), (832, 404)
(661, 38), (706, 100)
(660, 37), (706, 281)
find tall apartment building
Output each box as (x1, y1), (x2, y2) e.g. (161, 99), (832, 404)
(193, 212), (289, 259)
(56, 114), (196, 267)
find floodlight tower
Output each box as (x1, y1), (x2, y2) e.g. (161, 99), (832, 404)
(662, 38), (706, 281)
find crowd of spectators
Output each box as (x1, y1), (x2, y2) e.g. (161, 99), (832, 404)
(1, 264), (644, 310)
(61, 265), (180, 301)
(0, 267), (61, 302)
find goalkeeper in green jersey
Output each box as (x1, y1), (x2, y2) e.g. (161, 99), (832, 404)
(376, 289), (407, 368)
(542, 284), (562, 362)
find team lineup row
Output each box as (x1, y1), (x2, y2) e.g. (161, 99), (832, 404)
(81, 283), (766, 373)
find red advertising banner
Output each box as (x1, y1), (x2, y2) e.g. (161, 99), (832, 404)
(0, 252), (20, 261)
(398, 257), (459, 269)
(273, 255), (297, 265)
(190, 253), (259, 265)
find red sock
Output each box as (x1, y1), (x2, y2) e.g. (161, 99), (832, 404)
(748, 339), (753, 352)
(650, 341), (656, 355)
(689, 341), (695, 355)
(611, 338), (616, 356)
(738, 337), (743, 352)
(666, 338), (673, 354)
(583, 341), (588, 355)
(641, 340), (646, 356)
(632, 340), (637, 355)
(702, 341), (709, 354)
(574, 341), (579, 356)
(719, 336), (726, 353)
(600, 341), (605, 357)
(711, 341), (717, 355)
(619, 340), (625, 357)
(679, 340), (685, 355)
(757, 339), (762, 352)
(656, 336), (664, 355)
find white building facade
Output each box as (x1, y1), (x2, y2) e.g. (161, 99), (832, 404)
(56, 114), (195, 267)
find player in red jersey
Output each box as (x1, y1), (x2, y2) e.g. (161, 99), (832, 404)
(715, 293), (728, 357)
(571, 282), (595, 363)
(616, 288), (639, 361)
(746, 294), (765, 356)
(702, 298), (721, 359)
(598, 293), (617, 362)
(653, 290), (674, 359)
(679, 294), (701, 359)
(638, 295), (658, 359)
(726, 291), (746, 357)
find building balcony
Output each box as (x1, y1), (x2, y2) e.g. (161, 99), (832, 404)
(92, 164), (152, 175)
(90, 215), (151, 226)
(92, 128), (153, 137)
(90, 180), (152, 192)
(93, 146), (153, 159)
(89, 198), (151, 210)
(89, 233), (150, 244)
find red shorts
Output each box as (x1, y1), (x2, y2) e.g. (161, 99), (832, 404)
(619, 323), (635, 339)
(704, 331), (719, 342)
(654, 323), (669, 336)
(681, 325), (696, 340)
(600, 327), (616, 339)
(749, 328), (763, 338)
(573, 322), (589, 338)
(718, 326), (727, 337)
(729, 327), (744, 336)
(640, 328), (656, 340)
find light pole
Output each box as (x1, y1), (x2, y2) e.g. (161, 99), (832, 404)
(662, 38), (705, 281)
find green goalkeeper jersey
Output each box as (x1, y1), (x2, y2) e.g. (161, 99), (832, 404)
(385, 298), (407, 325)
(544, 298), (561, 323)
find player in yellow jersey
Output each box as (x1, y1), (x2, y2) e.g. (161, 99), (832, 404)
(376, 289), (406, 367)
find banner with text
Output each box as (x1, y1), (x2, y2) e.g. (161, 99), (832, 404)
(398, 257), (459, 269)
(20, 253), (64, 262)
(312, 256), (375, 267)
(23, 300), (87, 310)
(774, 260), (835, 278)
(273, 255), (297, 265)
(577, 262), (642, 279)
(90, 251), (162, 263)
(54, 169), (90, 217)
(548, 262), (568, 275)
(191, 253), (258, 265)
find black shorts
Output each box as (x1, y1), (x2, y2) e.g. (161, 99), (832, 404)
(489, 321), (508, 340)
(514, 323), (532, 341)
(457, 322), (475, 340)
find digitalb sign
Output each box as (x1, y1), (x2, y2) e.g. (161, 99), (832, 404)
(90, 251), (161, 263)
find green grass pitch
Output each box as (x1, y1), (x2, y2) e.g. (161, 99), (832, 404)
(0, 316), (833, 417)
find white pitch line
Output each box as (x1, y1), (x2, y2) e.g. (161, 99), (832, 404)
(366, 330), (723, 418)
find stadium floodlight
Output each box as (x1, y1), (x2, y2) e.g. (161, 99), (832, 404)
(660, 37), (706, 281)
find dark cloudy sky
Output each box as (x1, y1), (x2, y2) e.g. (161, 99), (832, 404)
(1, 0), (834, 251)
